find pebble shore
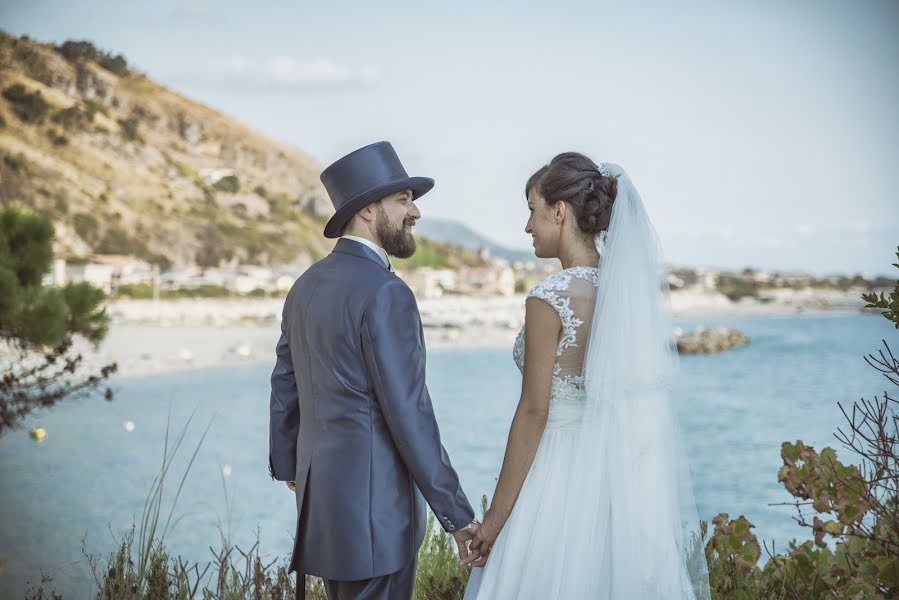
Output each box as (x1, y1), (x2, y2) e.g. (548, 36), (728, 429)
(70, 289), (867, 378)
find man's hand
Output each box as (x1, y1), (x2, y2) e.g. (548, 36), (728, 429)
(286, 481), (296, 491)
(452, 521), (482, 565)
(468, 510), (503, 567)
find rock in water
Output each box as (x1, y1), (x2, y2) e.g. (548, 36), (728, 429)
(676, 326), (749, 354)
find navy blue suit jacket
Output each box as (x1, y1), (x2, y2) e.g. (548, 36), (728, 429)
(269, 238), (474, 581)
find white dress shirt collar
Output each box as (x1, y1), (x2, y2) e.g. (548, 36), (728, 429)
(341, 235), (392, 271)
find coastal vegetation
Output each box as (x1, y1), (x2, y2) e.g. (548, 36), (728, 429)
(702, 248), (899, 599)
(0, 205), (116, 435)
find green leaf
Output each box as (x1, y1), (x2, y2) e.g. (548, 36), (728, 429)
(875, 557), (899, 585)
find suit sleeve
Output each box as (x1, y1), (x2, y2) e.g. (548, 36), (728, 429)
(269, 303), (300, 482)
(360, 279), (474, 533)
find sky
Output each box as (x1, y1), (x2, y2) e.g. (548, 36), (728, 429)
(2, 0), (898, 275)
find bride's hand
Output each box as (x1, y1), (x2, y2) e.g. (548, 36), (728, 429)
(469, 509), (504, 567)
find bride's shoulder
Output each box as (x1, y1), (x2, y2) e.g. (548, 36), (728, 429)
(529, 270), (565, 292)
(526, 270), (572, 304)
(528, 267), (598, 297)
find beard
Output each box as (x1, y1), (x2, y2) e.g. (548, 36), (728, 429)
(375, 206), (417, 259)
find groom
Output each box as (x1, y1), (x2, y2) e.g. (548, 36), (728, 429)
(269, 141), (479, 600)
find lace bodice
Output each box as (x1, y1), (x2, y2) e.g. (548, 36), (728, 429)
(512, 267), (600, 428)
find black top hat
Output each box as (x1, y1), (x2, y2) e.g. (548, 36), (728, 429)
(320, 141), (434, 239)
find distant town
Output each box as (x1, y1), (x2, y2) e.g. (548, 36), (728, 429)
(47, 248), (893, 304)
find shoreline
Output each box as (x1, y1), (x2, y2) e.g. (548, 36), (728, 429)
(78, 293), (869, 379)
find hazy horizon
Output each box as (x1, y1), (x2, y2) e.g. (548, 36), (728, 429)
(2, 0), (897, 276)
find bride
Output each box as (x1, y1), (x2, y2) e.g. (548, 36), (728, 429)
(463, 153), (711, 599)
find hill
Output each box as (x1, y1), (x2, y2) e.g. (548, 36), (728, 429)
(0, 32), (484, 271)
(413, 217), (537, 263)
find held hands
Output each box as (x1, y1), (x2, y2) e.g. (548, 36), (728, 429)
(282, 480), (492, 565)
(452, 521), (483, 566)
(467, 508), (504, 568)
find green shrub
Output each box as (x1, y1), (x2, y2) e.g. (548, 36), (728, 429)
(393, 237), (450, 270)
(57, 40), (129, 76)
(83, 98), (109, 118)
(51, 104), (93, 130)
(266, 193), (298, 219)
(3, 154), (27, 174)
(716, 273), (760, 301)
(45, 127), (68, 146)
(113, 284), (151, 300)
(863, 248), (899, 328)
(97, 54), (128, 77)
(213, 174), (240, 193)
(57, 40), (100, 63)
(413, 514), (472, 599)
(53, 194), (68, 214)
(96, 226), (147, 256)
(117, 117), (142, 143)
(2, 83), (51, 124)
(163, 155), (194, 178)
(13, 43), (55, 86)
(80, 512), (479, 600)
(72, 212), (99, 243)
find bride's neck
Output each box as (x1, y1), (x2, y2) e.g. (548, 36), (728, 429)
(558, 238), (600, 270)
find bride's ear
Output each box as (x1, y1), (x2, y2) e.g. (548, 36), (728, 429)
(554, 200), (566, 225)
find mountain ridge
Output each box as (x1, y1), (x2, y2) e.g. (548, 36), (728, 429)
(413, 217), (540, 263)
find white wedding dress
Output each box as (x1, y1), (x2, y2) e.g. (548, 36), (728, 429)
(463, 267), (605, 599)
(463, 163), (710, 599)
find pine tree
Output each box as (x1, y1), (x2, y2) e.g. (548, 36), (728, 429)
(0, 204), (117, 434)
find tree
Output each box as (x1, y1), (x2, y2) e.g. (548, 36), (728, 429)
(0, 205), (117, 434)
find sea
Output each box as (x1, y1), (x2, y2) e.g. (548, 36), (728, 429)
(0, 312), (895, 597)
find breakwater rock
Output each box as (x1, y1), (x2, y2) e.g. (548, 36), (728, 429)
(675, 326), (749, 354)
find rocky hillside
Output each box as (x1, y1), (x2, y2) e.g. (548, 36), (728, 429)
(0, 32), (479, 271)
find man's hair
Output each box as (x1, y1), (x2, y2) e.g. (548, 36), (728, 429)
(339, 200), (383, 237)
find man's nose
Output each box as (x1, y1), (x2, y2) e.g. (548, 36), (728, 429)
(409, 201), (421, 220)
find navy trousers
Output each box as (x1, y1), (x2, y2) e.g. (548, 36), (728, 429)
(322, 555), (417, 600)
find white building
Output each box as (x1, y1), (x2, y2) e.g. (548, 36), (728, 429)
(66, 262), (115, 294)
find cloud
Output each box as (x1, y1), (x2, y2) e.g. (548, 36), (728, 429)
(175, 56), (380, 90)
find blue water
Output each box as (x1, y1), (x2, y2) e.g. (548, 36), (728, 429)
(0, 313), (895, 597)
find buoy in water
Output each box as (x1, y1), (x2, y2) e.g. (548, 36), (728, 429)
(29, 427), (47, 442)
(123, 420), (135, 432)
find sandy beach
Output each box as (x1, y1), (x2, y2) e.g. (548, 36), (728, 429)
(67, 287), (871, 379)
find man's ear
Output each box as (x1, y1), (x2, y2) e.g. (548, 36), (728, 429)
(358, 203), (378, 224)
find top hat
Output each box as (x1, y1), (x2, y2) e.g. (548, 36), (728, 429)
(320, 141), (434, 239)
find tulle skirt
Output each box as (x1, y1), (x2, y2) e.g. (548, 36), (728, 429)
(463, 404), (708, 600)
(464, 424), (590, 599)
